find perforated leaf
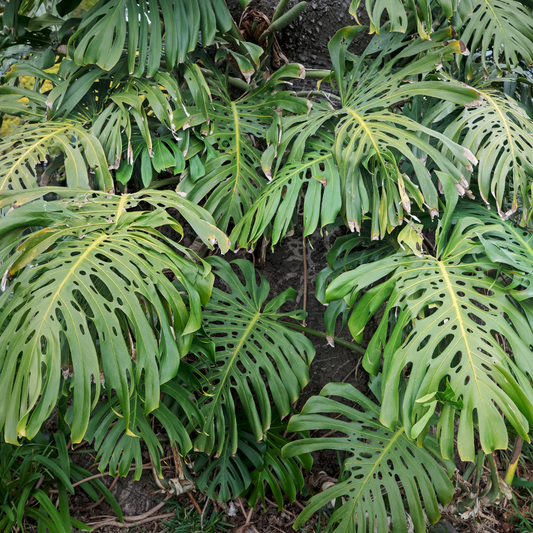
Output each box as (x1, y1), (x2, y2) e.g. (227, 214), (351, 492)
(457, 0), (533, 73)
(231, 127), (341, 249)
(85, 379), (204, 480)
(0, 122), (113, 191)
(315, 234), (394, 339)
(326, 216), (533, 461)
(281, 30), (478, 236)
(192, 257), (315, 456)
(195, 426), (262, 502)
(192, 410), (311, 504)
(0, 189), (221, 444)
(177, 67), (308, 233)
(247, 418), (312, 510)
(284, 383), (454, 533)
(177, 97), (267, 232)
(352, 0), (433, 37)
(443, 88), (533, 221)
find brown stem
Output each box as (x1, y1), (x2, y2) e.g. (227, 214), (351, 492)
(87, 513), (175, 529)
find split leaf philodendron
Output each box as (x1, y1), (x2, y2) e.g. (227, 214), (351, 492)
(2, 0), (533, 531)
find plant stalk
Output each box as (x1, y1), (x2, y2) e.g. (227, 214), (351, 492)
(199, 67), (250, 92)
(504, 436), (524, 485)
(279, 321), (365, 354)
(304, 69), (333, 79)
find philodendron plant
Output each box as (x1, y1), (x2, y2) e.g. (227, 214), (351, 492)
(2, 0), (533, 531)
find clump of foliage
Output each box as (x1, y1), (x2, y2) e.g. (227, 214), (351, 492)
(2, 0), (533, 531)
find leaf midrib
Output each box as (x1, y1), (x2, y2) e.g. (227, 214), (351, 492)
(1, 124), (70, 189)
(203, 309), (261, 424)
(437, 260), (483, 406)
(345, 108), (386, 168)
(346, 426), (405, 507)
(482, 0), (508, 49)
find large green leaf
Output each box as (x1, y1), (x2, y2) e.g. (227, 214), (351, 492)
(443, 87), (533, 222)
(1, 62), (195, 169)
(326, 215), (533, 461)
(315, 234), (395, 339)
(247, 418), (312, 510)
(350, 0), (432, 38)
(194, 413), (311, 505)
(194, 426), (262, 502)
(0, 122), (113, 191)
(284, 383), (454, 533)
(0, 187), (230, 251)
(85, 378), (204, 480)
(178, 64), (308, 233)
(67, 0), (230, 76)
(452, 203), (533, 300)
(231, 125), (342, 249)
(457, 0), (533, 73)
(192, 257), (315, 456)
(0, 189), (223, 444)
(279, 30), (478, 237)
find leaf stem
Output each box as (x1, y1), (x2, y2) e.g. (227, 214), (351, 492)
(304, 69), (333, 79)
(199, 67), (250, 92)
(504, 436), (524, 485)
(294, 91), (341, 100)
(302, 237), (308, 327)
(279, 321), (365, 354)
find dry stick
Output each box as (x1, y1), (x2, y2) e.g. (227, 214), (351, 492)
(87, 513), (175, 529)
(238, 497), (252, 523)
(264, 497), (294, 517)
(246, 502), (254, 523)
(53, 457), (174, 493)
(188, 492), (202, 514)
(293, 500), (305, 510)
(200, 496), (210, 531)
(504, 436), (524, 485)
(87, 496), (171, 526)
(72, 464), (152, 488)
(121, 496), (171, 522)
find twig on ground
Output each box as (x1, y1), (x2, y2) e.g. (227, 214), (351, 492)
(293, 500), (305, 510)
(238, 496), (254, 523)
(121, 496), (171, 522)
(87, 512), (175, 529)
(50, 464), (152, 493)
(342, 357), (362, 383)
(188, 492), (202, 514)
(200, 496), (210, 530)
(264, 496), (294, 517)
